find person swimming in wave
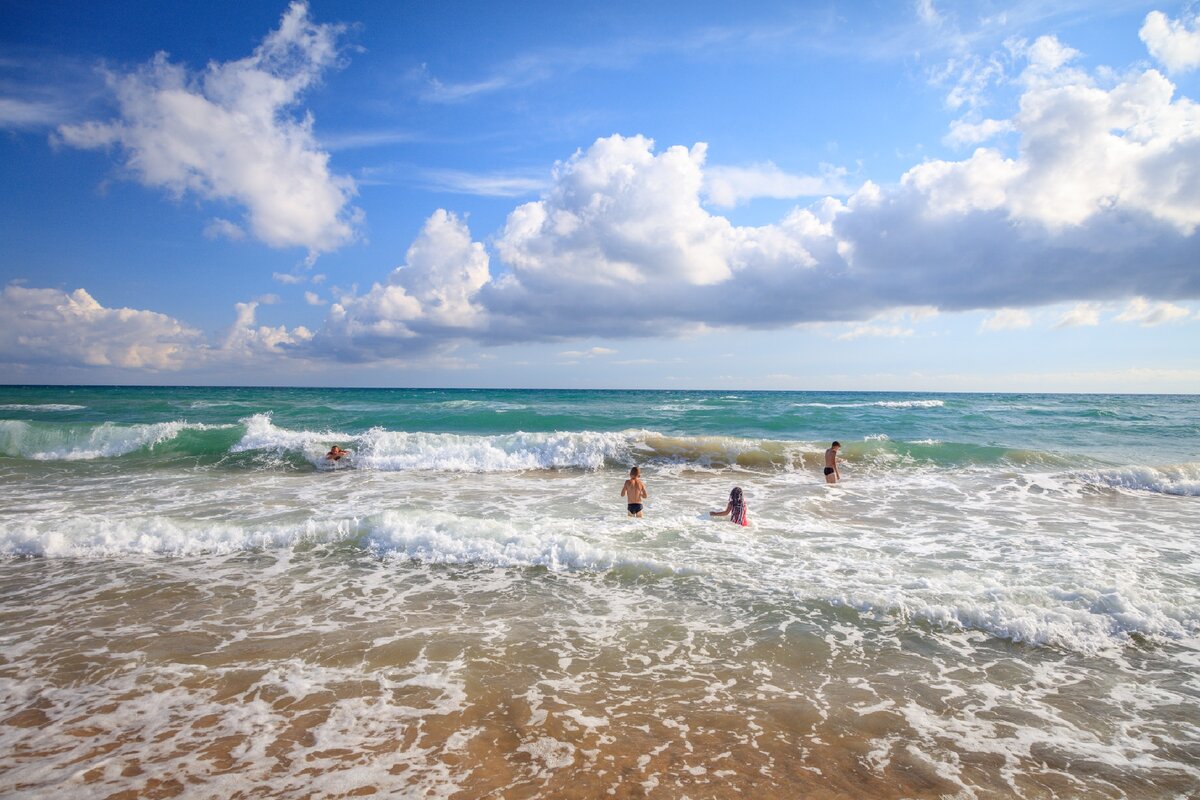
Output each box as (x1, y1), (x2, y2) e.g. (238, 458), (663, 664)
(710, 486), (749, 525)
(621, 466), (648, 517)
(824, 441), (841, 484)
(325, 445), (348, 462)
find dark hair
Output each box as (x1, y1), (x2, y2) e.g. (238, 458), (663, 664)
(729, 487), (746, 524)
(831, 441), (841, 447)
(630, 466), (639, 476)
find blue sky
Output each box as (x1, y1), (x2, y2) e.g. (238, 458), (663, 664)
(1, 0), (1198, 391)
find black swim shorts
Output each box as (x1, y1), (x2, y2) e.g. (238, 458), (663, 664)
(823, 467), (834, 476)
(627, 504), (643, 514)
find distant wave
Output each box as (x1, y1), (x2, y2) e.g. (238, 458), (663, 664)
(0, 403), (86, 411)
(0, 419), (235, 460)
(793, 399), (945, 409)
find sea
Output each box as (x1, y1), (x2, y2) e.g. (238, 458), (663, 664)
(0, 386), (1197, 799)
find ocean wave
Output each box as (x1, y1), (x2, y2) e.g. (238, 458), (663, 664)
(793, 399), (945, 409)
(825, 584), (1197, 653)
(0, 403), (86, 411)
(0, 514), (355, 557)
(0, 419), (235, 461)
(365, 510), (678, 574)
(1072, 463), (1200, 497)
(231, 413), (636, 471)
(0, 510), (679, 577)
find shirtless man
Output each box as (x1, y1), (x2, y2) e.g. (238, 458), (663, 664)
(325, 445), (347, 462)
(824, 441), (841, 484)
(621, 466), (648, 517)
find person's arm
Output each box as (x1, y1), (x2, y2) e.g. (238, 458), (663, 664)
(710, 502), (733, 517)
(621, 480), (629, 498)
(639, 479), (647, 499)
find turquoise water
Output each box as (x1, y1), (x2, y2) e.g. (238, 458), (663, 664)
(0, 386), (1197, 797)
(2, 385), (1197, 468)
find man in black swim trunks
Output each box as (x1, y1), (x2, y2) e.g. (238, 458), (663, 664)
(824, 441), (841, 484)
(621, 466), (648, 517)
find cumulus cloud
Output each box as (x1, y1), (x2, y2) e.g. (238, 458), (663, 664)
(1114, 297), (1190, 326)
(311, 210), (491, 360)
(56, 1), (360, 258)
(943, 117), (1014, 146)
(0, 285), (201, 370)
(704, 162), (849, 207)
(339, 45), (1199, 354)
(1140, 11), (1200, 74)
(222, 299), (312, 358)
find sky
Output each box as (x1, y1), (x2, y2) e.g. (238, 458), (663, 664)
(1, 0), (1198, 391)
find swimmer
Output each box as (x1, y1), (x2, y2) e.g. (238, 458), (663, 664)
(824, 441), (841, 484)
(325, 445), (348, 462)
(621, 466), (648, 517)
(710, 486), (749, 526)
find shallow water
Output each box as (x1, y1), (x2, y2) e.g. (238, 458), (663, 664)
(0, 387), (1197, 798)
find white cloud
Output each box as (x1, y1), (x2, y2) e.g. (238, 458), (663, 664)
(204, 218), (246, 241)
(907, 37), (1200, 233)
(980, 308), (1033, 332)
(1140, 11), (1200, 74)
(56, 1), (360, 258)
(0, 285), (201, 370)
(558, 347), (616, 358)
(1054, 302), (1101, 328)
(0, 97), (67, 129)
(837, 324), (915, 341)
(313, 210), (491, 359)
(915, 0), (942, 27)
(704, 162), (849, 207)
(419, 168), (548, 197)
(1114, 297), (1190, 326)
(944, 117), (1014, 146)
(304, 291), (325, 306)
(222, 300), (312, 358)
(272, 272), (306, 285)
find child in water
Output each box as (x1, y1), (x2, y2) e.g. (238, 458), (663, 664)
(621, 466), (648, 517)
(710, 487), (749, 526)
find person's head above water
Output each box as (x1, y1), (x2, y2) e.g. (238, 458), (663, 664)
(629, 466), (639, 477)
(730, 487), (743, 503)
(831, 441), (841, 449)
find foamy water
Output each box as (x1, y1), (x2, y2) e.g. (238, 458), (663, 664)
(0, 387), (1197, 798)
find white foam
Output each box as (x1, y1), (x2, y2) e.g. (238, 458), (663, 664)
(0, 419), (231, 460)
(793, 400), (945, 409)
(231, 413), (635, 471)
(1072, 463), (1200, 497)
(0, 515), (358, 557)
(0, 403), (86, 411)
(365, 510), (677, 574)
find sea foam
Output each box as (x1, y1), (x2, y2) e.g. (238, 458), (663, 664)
(232, 413), (637, 471)
(1073, 462), (1200, 496)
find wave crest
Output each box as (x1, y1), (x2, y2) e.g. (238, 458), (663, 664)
(0, 419), (233, 461)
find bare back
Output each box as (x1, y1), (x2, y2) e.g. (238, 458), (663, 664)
(622, 478), (647, 503)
